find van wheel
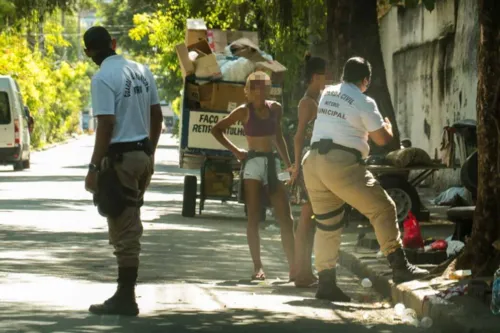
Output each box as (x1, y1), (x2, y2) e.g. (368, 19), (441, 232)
(23, 159), (30, 169)
(182, 175), (197, 217)
(13, 162), (24, 171)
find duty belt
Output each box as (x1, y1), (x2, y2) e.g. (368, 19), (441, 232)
(310, 139), (362, 162)
(108, 137), (153, 157)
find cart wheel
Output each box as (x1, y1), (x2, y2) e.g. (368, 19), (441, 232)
(182, 175), (197, 217)
(379, 177), (421, 226)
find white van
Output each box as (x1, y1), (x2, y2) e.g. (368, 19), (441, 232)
(0, 75), (32, 171)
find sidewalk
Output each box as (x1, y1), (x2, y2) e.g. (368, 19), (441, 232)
(336, 188), (500, 333)
(148, 136), (500, 331)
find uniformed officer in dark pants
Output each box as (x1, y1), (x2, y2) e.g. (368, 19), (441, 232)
(83, 26), (163, 316)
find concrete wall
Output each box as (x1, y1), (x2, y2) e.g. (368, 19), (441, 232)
(379, 0), (479, 190)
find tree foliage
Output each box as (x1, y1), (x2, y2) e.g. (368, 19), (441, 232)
(126, 0), (326, 139)
(0, 0), (95, 27)
(0, 25), (91, 147)
(96, 0), (154, 56)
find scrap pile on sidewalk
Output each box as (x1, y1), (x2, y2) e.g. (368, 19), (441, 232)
(175, 18), (286, 113)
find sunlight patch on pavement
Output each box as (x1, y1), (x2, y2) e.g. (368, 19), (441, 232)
(144, 192), (183, 202)
(0, 273), (101, 310)
(150, 174), (187, 184)
(211, 289), (331, 319)
(0, 272), (398, 326)
(0, 211), (106, 232)
(0, 183), (90, 200)
(0, 250), (68, 263)
(143, 222), (216, 232)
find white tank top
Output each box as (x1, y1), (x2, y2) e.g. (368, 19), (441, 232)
(310, 83), (385, 158)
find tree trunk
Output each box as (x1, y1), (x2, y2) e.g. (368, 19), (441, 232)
(326, 0), (401, 153)
(455, 0), (500, 277)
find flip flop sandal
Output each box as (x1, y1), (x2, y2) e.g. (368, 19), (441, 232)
(251, 273), (266, 281)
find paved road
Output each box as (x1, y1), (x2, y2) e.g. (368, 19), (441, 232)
(0, 135), (439, 333)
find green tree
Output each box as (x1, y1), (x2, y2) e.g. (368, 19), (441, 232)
(96, 0), (154, 56)
(128, 0), (326, 136)
(0, 0), (77, 26)
(0, 24), (91, 147)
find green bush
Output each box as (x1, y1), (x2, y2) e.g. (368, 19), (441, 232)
(0, 29), (90, 148)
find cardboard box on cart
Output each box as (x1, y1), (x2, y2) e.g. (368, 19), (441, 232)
(256, 60), (287, 84)
(175, 39), (222, 79)
(185, 81), (246, 112)
(185, 18), (208, 46)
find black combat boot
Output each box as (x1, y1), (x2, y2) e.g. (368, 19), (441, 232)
(315, 268), (351, 302)
(388, 248), (429, 284)
(89, 267), (139, 316)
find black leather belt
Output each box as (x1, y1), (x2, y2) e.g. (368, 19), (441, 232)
(108, 137), (152, 156)
(311, 139), (362, 162)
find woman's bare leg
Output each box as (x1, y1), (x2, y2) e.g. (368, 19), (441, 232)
(244, 179), (266, 279)
(269, 182), (296, 279)
(294, 202), (317, 287)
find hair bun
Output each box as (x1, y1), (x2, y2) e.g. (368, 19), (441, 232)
(304, 51), (312, 62)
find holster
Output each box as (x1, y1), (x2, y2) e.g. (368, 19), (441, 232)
(93, 138), (150, 218)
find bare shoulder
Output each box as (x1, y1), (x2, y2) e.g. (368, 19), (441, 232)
(232, 103), (249, 114)
(229, 104), (249, 121)
(298, 97), (316, 111)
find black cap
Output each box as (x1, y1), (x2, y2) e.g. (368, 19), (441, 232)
(83, 26), (112, 51)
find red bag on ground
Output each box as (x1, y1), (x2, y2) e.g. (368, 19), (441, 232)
(424, 239), (448, 252)
(402, 211), (425, 249)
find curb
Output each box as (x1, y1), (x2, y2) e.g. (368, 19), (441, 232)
(339, 244), (500, 333)
(34, 134), (88, 152)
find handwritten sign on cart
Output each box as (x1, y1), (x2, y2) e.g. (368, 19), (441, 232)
(187, 111), (248, 150)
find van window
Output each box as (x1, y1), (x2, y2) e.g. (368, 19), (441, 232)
(0, 92), (11, 125)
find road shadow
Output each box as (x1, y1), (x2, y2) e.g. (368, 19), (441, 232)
(0, 212), (285, 284)
(0, 303), (428, 333)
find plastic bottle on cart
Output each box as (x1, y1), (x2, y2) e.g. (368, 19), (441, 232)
(491, 266), (500, 315)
